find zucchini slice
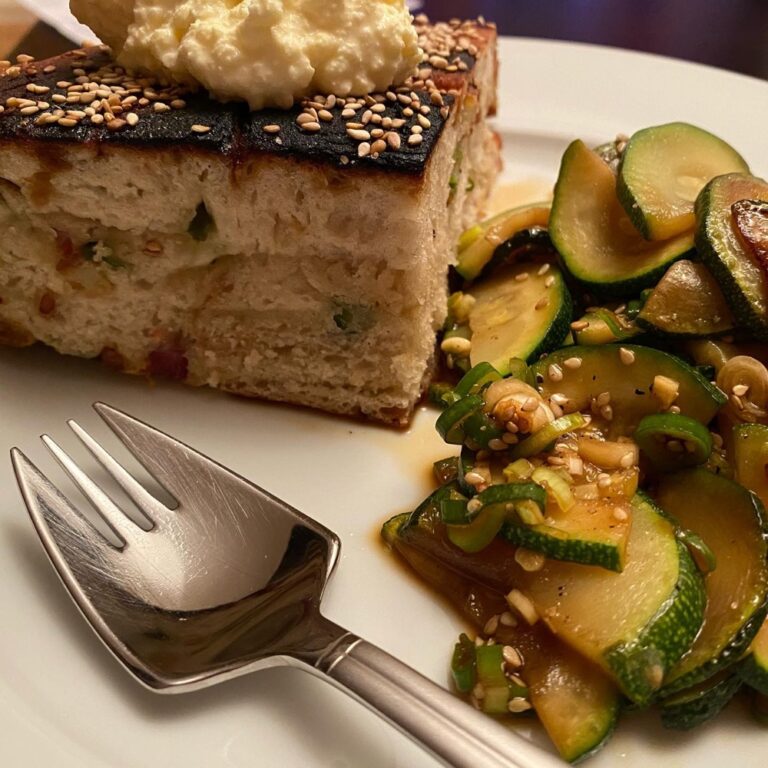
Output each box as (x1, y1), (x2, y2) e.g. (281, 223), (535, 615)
(696, 172), (768, 339)
(617, 123), (749, 240)
(636, 260), (735, 337)
(501, 494), (632, 572)
(734, 423), (768, 507)
(382, 511), (620, 763)
(502, 624), (620, 764)
(457, 203), (551, 281)
(656, 468), (768, 695)
(468, 261), (572, 371)
(549, 140), (694, 296)
(572, 308), (641, 346)
(634, 413), (713, 472)
(739, 618), (768, 695)
(659, 671), (743, 731)
(517, 494), (706, 705)
(531, 344), (726, 437)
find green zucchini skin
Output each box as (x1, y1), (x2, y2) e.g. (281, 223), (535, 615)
(616, 122), (749, 241)
(468, 261), (573, 371)
(549, 140), (695, 297)
(656, 469), (768, 697)
(695, 172), (768, 340)
(660, 673), (743, 731)
(604, 527), (706, 707)
(738, 624), (768, 695)
(501, 521), (623, 572)
(531, 344), (726, 437)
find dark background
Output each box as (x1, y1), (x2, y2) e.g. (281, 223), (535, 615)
(11, 0), (768, 80)
(418, 0), (768, 79)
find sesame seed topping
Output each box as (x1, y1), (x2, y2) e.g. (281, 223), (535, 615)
(358, 141), (371, 158)
(407, 133), (423, 146)
(191, 124), (211, 134)
(300, 121), (321, 133)
(347, 128), (371, 141)
(619, 347), (636, 366)
(125, 112), (139, 126)
(570, 320), (589, 332)
(534, 296), (549, 310)
(341, 108), (356, 118)
(370, 138), (387, 156)
(548, 364), (563, 382)
(732, 383), (749, 397)
(514, 272), (530, 282)
(563, 357), (582, 369)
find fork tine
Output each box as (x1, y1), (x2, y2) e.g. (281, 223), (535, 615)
(93, 403), (220, 503)
(11, 447), (118, 554)
(68, 419), (171, 524)
(41, 434), (144, 545)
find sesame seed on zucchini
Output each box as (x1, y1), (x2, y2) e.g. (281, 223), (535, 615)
(467, 260), (573, 372)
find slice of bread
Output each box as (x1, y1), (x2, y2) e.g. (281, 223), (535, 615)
(0, 17), (500, 424)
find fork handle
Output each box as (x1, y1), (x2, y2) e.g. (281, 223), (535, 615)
(314, 629), (564, 768)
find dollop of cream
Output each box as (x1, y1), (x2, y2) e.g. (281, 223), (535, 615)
(71, 0), (421, 110)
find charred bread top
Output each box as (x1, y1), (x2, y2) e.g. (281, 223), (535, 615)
(0, 17), (496, 175)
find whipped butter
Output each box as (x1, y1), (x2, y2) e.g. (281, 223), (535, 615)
(70, 0), (422, 110)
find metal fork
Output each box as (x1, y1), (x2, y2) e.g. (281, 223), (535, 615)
(11, 402), (562, 768)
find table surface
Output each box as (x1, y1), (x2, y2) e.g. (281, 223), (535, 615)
(3, 1), (768, 80)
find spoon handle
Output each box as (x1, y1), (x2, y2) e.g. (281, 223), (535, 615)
(314, 628), (564, 768)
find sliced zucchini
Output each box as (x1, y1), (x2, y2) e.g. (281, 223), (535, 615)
(617, 123), (749, 240)
(734, 422), (768, 509)
(501, 494), (632, 572)
(656, 469), (768, 695)
(531, 345), (726, 436)
(457, 203), (551, 281)
(383, 510), (620, 762)
(517, 494), (706, 705)
(659, 671), (742, 730)
(695, 172), (768, 339)
(634, 413), (713, 472)
(500, 623), (620, 763)
(549, 140), (694, 296)
(572, 308), (641, 346)
(636, 260), (735, 337)
(738, 618), (768, 695)
(468, 261), (572, 371)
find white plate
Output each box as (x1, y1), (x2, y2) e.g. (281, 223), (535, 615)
(1, 37), (767, 768)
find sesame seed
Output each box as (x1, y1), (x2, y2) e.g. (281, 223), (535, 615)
(341, 108), (356, 118)
(300, 121), (321, 132)
(19, 105), (39, 115)
(514, 272), (530, 282)
(52, 94), (66, 104)
(418, 114), (431, 129)
(596, 391), (611, 407)
(386, 132), (401, 150)
(403, 107), (414, 117)
(126, 112), (139, 126)
(411, 125), (423, 135)
(522, 397), (539, 412)
(408, 133), (423, 146)
(171, 99), (186, 109)
(318, 109), (333, 122)
(548, 364), (563, 382)
(502, 645), (523, 668)
(370, 139), (387, 156)
(619, 452), (635, 468)
(570, 320), (589, 332)
(601, 405), (613, 421)
(614, 507), (629, 521)
(191, 124), (211, 134)
(153, 102), (171, 113)
(43, 65), (56, 74)
(537, 263), (551, 276)
(488, 438), (507, 451)
(370, 103), (386, 113)
(347, 128), (371, 141)
(508, 698), (532, 714)
(90, 114), (104, 124)
(597, 473), (611, 488)
(563, 357), (582, 369)
(57, 117), (77, 127)
(534, 296), (549, 310)
(550, 393), (569, 406)
(262, 124), (280, 134)
(370, 128), (384, 138)
(506, 589), (539, 625)
(358, 141), (371, 158)
(499, 611), (517, 627)
(296, 113), (315, 125)
(361, 109), (373, 124)
(732, 384), (749, 397)
(620, 347), (636, 365)
(107, 118), (127, 131)
(483, 614), (499, 636)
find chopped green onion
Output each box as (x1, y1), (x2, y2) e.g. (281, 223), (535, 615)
(512, 413), (588, 459)
(451, 633), (477, 693)
(634, 413), (713, 471)
(503, 458), (535, 482)
(436, 394), (484, 444)
(454, 362), (503, 398)
(532, 466), (575, 512)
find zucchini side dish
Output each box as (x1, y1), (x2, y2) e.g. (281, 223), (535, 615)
(382, 122), (768, 762)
